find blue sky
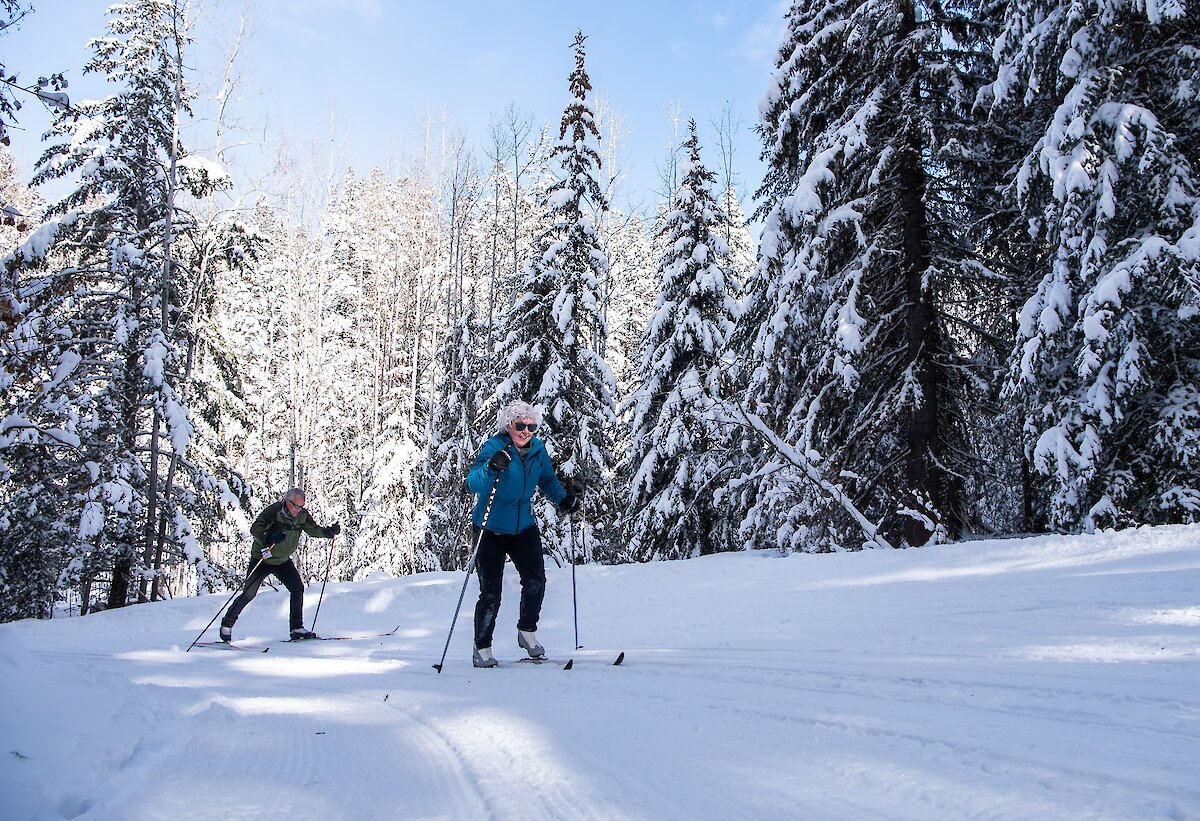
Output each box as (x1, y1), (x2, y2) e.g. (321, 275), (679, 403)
(5, 1), (787, 215)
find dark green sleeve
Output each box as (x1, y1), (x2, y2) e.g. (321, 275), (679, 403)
(250, 502), (281, 540)
(300, 511), (328, 538)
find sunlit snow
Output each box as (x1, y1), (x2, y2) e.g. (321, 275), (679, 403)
(3, 525), (1197, 819)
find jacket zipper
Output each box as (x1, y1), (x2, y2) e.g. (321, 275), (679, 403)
(515, 446), (529, 533)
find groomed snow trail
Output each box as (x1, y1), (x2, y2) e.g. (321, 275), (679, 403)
(2, 525), (1198, 819)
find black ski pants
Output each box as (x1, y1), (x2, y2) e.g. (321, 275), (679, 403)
(473, 524), (546, 651)
(222, 557), (305, 632)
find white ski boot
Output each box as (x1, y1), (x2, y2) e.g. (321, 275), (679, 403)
(518, 630), (546, 660)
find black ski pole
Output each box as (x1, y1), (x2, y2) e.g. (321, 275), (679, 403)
(186, 556), (266, 652)
(569, 509), (580, 649)
(311, 535), (336, 633)
(433, 471), (502, 673)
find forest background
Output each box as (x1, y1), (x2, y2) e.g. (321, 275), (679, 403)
(1, 0), (1197, 622)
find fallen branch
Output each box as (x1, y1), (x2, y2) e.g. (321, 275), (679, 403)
(720, 396), (894, 550)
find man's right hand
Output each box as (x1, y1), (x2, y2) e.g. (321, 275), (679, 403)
(487, 448), (511, 473)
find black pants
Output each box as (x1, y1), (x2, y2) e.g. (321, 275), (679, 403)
(473, 525), (546, 650)
(222, 558), (305, 632)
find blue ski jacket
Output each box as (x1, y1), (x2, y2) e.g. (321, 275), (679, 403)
(466, 433), (568, 534)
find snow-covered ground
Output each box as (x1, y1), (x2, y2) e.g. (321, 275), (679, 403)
(2, 525), (1198, 820)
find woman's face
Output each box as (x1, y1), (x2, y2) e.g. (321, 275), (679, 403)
(507, 417), (538, 446)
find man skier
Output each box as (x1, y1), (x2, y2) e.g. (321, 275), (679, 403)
(220, 488), (340, 642)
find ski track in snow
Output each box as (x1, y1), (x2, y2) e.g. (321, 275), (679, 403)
(600, 654), (1195, 818)
(2, 525), (1199, 820)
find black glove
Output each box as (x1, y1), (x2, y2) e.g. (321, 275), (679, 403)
(560, 488), (582, 514)
(487, 448), (511, 473)
(264, 529), (286, 548)
(324, 522), (341, 538)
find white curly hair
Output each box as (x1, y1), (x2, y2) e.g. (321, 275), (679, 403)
(497, 400), (542, 432)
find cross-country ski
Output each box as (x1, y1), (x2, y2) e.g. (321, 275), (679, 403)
(191, 625), (401, 651)
(513, 651), (623, 669)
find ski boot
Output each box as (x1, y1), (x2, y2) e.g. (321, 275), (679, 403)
(518, 630), (546, 660)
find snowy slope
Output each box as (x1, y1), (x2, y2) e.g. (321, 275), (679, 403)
(2, 526), (1198, 820)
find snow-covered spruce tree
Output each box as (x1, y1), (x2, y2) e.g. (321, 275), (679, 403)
(623, 122), (741, 561)
(732, 0), (998, 550)
(493, 31), (620, 562)
(181, 207), (261, 583)
(0, 151), (68, 620)
(994, 0), (1200, 530)
(139, 173), (261, 600)
(423, 288), (490, 570)
(0, 11), (72, 621)
(2, 0), (239, 614)
(960, 0), (1058, 536)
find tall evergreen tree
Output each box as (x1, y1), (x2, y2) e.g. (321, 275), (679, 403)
(493, 31), (620, 561)
(964, 0), (1055, 536)
(624, 122), (741, 561)
(0, 0), (238, 616)
(184, 205), (262, 582)
(994, 0), (1200, 530)
(734, 0), (996, 550)
(424, 290), (488, 570)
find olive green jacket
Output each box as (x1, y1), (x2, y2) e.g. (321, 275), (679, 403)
(249, 501), (331, 565)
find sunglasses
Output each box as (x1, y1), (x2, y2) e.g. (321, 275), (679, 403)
(512, 422), (538, 432)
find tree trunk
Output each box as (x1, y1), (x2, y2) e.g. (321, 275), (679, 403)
(142, 0), (187, 603)
(897, 3), (939, 547)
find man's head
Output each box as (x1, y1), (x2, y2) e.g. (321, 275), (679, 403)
(282, 488), (306, 516)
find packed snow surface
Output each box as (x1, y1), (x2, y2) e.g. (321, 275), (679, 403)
(2, 525), (1198, 820)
